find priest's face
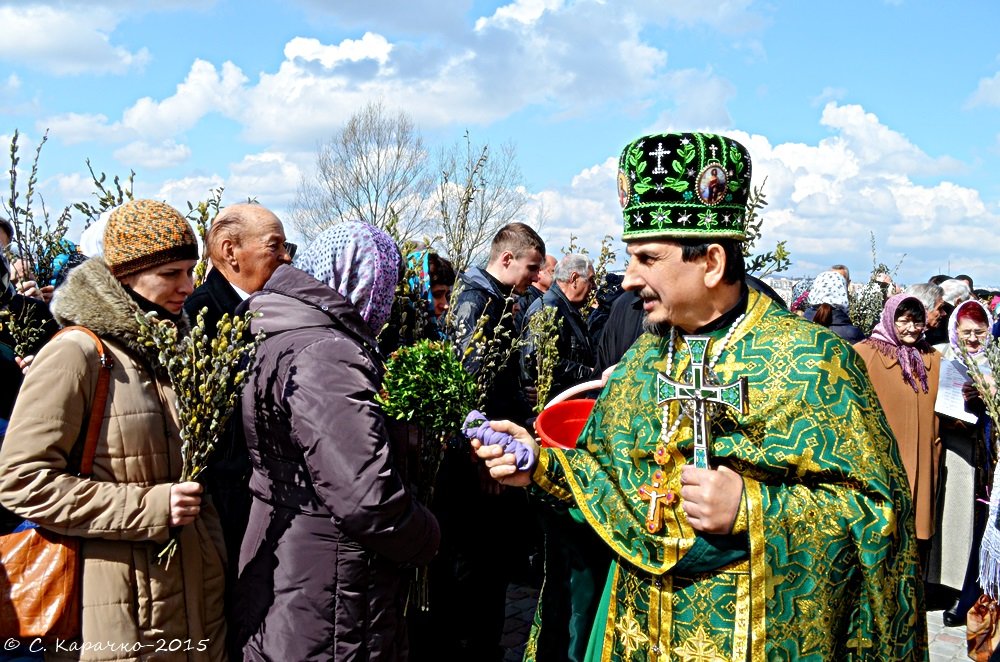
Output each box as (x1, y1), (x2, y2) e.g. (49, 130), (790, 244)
(622, 240), (708, 333)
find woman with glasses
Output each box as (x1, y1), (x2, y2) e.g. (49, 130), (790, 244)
(854, 293), (941, 573)
(931, 299), (995, 626)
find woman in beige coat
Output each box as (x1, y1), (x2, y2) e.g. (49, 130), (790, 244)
(0, 200), (226, 660)
(853, 292), (941, 569)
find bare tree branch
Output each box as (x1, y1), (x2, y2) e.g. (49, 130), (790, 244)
(290, 100), (433, 242)
(431, 132), (527, 273)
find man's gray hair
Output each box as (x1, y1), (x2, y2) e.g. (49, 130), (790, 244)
(554, 254), (593, 282)
(939, 278), (972, 306)
(904, 282), (943, 312)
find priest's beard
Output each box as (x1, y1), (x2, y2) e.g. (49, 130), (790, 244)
(642, 314), (671, 337)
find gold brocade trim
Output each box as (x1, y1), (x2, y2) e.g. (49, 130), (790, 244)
(736, 288), (769, 344)
(602, 562), (621, 662)
(731, 486), (749, 535)
(550, 450), (693, 573)
(734, 568), (750, 661)
(533, 448), (574, 503)
(744, 476), (767, 661)
(649, 572), (672, 660)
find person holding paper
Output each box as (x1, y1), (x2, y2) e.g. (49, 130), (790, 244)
(932, 299), (994, 626)
(854, 293), (942, 572)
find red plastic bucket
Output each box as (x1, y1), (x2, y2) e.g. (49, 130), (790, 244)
(534, 399), (595, 449)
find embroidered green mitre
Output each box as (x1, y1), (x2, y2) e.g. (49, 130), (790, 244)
(617, 132), (752, 241)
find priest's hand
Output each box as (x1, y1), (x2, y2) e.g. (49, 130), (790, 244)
(469, 420), (539, 488)
(679, 465), (744, 534)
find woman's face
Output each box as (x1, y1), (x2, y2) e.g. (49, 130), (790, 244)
(894, 312), (925, 346)
(431, 284), (451, 318)
(956, 317), (990, 353)
(121, 259), (197, 314)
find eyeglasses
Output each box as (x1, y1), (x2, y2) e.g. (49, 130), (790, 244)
(283, 242), (297, 260)
(958, 329), (989, 340)
(894, 319), (925, 331)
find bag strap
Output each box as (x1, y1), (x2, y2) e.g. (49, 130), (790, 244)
(53, 326), (114, 478)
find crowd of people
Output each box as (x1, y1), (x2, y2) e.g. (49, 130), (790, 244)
(0, 131), (998, 661)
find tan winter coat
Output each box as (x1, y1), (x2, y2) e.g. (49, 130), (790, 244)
(853, 340), (942, 539)
(0, 259), (226, 661)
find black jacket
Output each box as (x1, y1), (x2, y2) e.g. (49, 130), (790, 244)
(804, 304), (865, 343)
(184, 267), (243, 334)
(593, 289), (645, 375)
(450, 266), (532, 424)
(522, 282), (596, 401)
(183, 266), (251, 639)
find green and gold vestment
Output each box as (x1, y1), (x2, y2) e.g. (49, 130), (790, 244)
(531, 290), (926, 661)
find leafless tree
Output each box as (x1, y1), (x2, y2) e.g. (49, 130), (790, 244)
(290, 100), (433, 243)
(431, 132), (528, 273)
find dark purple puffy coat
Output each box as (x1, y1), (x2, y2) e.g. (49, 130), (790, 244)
(235, 265), (439, 661)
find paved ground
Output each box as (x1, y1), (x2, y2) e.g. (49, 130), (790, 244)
(927, 608), (973, 662)
(500, 585), (972, 661)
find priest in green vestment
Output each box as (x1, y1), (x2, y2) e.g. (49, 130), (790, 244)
(468, 132), (927, 661)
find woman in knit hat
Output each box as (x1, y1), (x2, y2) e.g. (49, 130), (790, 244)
(0, 199), (226, 659)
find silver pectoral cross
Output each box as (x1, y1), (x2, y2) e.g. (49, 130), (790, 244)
(657, 335), (748, 469)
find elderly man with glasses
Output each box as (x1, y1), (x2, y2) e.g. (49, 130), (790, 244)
(183, 201), (293, 660)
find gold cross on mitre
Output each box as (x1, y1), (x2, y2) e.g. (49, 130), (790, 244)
(638, 469), (676, 533)
(657, 335), (748, 469)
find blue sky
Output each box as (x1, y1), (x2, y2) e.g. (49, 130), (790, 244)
(1, 0), (999, 285)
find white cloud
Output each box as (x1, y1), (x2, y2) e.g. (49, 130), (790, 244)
(122, 60), (248, 140)
(818, 102), (962, 176)
(31, 1), (765, 150)
(2, 74), (19, 94)
(0, 74), (37, 115)
(285, 33), (392, 68)
(475, 0), (564, 31)
(113, 140), (192, 169)
(238, 4), (681, 144)
(811, 86), (847, 107)
(520, 156), (624, 265)
(153, 175), (226, 212)
(225, 152), (303, 208)
(41, 112), (125, 145)
(966, 71), (1000, 109)
(645, 69), (736, 132)
(291, 0), (469, 37)
(525, 103), (999, 284)
(0, 5), (148, 75)
(52, 172), (99, 202)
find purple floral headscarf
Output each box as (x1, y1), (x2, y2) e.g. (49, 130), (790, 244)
(867, 293), (931, 393)
(295, 221), (400, 333)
